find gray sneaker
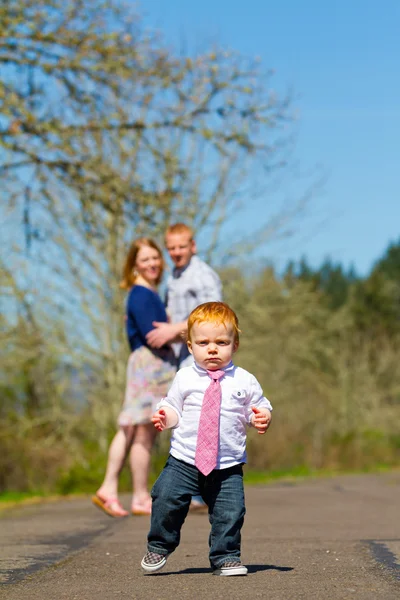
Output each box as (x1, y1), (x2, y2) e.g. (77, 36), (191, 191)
(141, 550), (168, 573)
(213, 560), (248, 576)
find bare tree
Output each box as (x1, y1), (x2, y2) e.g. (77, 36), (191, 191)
(0, 0), (306, 473)
(1, 0), (297, 246)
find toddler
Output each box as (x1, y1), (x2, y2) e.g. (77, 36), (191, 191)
(141, 301), (272, 576)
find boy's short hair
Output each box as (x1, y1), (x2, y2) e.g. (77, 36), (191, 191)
(165, 222), (194, 241)
(187, 302), (240, 343)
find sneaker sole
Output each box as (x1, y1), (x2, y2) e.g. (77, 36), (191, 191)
(213, 565), (248, 576)
(141, 555), (168, 573)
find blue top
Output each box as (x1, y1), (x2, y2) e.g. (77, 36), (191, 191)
(126, 285), (169, 352)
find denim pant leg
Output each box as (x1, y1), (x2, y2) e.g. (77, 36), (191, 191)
(202, 464), (246, 569)
(147, 455), (200, 556)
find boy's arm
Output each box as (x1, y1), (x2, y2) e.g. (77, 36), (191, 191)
(246, 373), (273, 434)
(251, 406), (272, 435)
(152, 371), (184, 431)
(152, 407), (179, 431)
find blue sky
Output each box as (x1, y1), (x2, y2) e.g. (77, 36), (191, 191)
(142, 0), (400, 276)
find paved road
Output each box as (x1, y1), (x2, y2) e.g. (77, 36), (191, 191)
(0, 473), (399, 599)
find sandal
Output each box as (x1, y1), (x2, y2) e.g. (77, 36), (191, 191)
(92, 493), (129, 517)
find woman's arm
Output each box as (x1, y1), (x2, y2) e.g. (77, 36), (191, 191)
(127, 287), (167, 341)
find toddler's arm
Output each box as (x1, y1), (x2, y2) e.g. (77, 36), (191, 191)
(251, 406), (272, 435)
(152, 407), (179, 432)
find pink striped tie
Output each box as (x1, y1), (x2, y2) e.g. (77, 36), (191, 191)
(195, 369), (225, 476)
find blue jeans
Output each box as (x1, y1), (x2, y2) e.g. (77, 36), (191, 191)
(147, 455), (246, 569)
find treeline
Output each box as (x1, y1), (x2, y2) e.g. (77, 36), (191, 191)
(224, 241), (400, 474)
(1, 240), (399, 494)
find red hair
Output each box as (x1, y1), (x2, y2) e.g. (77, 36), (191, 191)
(165, 222), (194, 241)
(187, 302), (240, 343)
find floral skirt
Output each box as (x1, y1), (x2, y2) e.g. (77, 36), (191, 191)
(118, 346), (176, 426)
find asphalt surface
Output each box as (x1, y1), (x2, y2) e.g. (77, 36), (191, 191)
(0, 473), (399, 599)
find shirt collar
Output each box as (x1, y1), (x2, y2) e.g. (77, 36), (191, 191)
(172, 255), (196, 278)
(192, 361), (235, 376)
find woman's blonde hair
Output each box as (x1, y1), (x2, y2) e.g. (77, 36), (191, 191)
(120, 238), (165, 289)
(187, 302), (241, 343)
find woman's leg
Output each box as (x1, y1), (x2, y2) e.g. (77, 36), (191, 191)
(129, 422), (157, 508)
(96, 427), (134, 514)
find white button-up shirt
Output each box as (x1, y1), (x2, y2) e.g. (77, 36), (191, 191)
(166, 255), (222, 366)
(157, 362), (273, 470)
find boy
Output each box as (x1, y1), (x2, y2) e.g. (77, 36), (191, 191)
(146, 222), (222, 368)
(146, 222), (222, 511)
(141, 302), (272, 576)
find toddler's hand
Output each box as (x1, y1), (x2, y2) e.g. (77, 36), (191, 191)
(251, 407), (271, 435)
(152, 408), (167, 432)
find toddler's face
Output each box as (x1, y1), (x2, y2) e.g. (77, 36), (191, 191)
(187, 321), (238, 371)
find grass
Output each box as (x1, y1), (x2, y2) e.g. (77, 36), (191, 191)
(243, 462), (399, 485)
(1, 463), (398, 511)
(0, 490), (73, 514)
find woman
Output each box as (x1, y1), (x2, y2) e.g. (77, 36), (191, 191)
(92, 238), (176, 516)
